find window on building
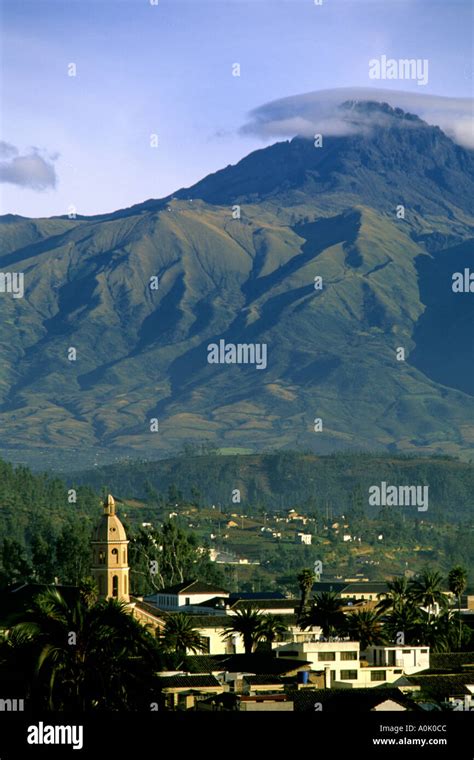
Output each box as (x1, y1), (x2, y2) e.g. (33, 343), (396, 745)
(420, 649), (428, 653)
(112, 575), (118, 597)
(340, 670), (358, 680)
(403, 649), (411, 653)
(200, 637), (210, 654)
(185, 597), (190, 605)
(112, 548), (119, 563)
(394, 669), (402, 674)
(123, 550), (126, 563)
(318, 652), (336, 661)
(99, 550), (105, 565)
(371, 670), (386, 681)
(340, 651), (358, 661)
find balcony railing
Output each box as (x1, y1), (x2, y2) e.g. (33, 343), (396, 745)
(274, 632), (350, 644)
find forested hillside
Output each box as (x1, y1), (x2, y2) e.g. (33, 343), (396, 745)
(74, 450), (474, 522)
(0, 453), (472, 592)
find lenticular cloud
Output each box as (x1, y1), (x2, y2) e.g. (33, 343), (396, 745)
(241, 87), (474, 149)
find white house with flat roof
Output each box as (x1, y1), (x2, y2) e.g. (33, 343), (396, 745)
(366, 645), (430, 674)
(275, 640), (361, 674)
(146, 579), (230, 610)
(274, 639), (429, 688)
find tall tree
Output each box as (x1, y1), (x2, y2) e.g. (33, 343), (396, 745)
(447, 566), (468, 649)
(0, 539), (32, 587)
(383, 603), (420, 646)
(223, 605), (263, 655)
(346, 609), (386, 651)
(300, 591), (346, 639)
(376, 576), (412, 614)
(5, 586), (161, 710)
(297, 568), (316, 621)
(412, 608), (465, 653)
(129, 521), (224, 594)
(410, 570), (447, 622)
(257, 614), (288, 649)
(55, 520), (92, 585)
(159, 613), (206, 657)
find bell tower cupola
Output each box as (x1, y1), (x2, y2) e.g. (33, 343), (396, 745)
(91, 494), (130, 602)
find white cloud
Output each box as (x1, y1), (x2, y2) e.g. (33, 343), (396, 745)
(0, 141), (19, 159)
(0, 144), (58, 190)
(241, 87), (474, 149)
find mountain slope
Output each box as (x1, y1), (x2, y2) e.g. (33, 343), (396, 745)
(175, 103), (474, 218)
(73, 450), (474, 522)
(1, 103), (473, 469)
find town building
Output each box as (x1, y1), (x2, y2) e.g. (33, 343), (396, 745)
(146, 579), (230, 610)
(367, 645), (430, 675)
(275, 639), (430, 688)
(91, 494), (130, 602)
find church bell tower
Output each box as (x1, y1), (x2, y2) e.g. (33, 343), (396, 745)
(91, 494), (130, 602)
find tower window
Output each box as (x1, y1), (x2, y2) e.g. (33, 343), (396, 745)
(112, 575), (119, 597)
(99, 550), (105, 565)
(112, 548), (119, 563)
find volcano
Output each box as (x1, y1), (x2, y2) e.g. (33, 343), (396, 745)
(1, 102), (473, 468)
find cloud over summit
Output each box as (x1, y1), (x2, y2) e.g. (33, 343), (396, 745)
(241, 88), (474, 149)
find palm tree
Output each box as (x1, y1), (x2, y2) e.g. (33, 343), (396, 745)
(412, 608), (463, 653)
(159, 613), (206, 657)
(300, 591), (346, 639)
(257, 614), (288, 649)
(78, 578), (99, 608)
(383, 602), (420, 646)
(297, 568), (316, 621)
(223, 605), (263, 654)
(376, 576), (420, 646)
(7, 587), (161, 710)
(448, 566), (468, 649)
(410, 570), (447, 622)
(346, 609), (386, 651)
(376, 576), (411, 614)
(0, 625), (40, 703)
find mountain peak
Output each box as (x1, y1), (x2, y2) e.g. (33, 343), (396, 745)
(1, 99), (474, 466)
(339, 99), (425, 124)
(172, 101), (473, 213)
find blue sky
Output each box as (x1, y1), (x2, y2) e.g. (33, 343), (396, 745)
(0, 0), (472, 217)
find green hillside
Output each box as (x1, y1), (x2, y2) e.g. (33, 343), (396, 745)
(0, 103), (473, 468)
(74, 450), (474, 523)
